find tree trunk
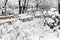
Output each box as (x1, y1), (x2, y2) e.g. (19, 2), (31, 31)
(2, 0), (8, 15)
(19, 0), (22, 14)
(59, 4), (60, 14)
(36, 4), (39, 11)
(22, 0), (26, 13)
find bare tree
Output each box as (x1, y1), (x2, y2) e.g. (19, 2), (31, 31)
(2, 0), (8, 15)
(22, 0), (29, 13)
(35, 0), (39, 11)
(35, 0), (51, 11)
(34, 0), (41, 11)
(18, 0), (29, 14)
(19, 0), (22, 14)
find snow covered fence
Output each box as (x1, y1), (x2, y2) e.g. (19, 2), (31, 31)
(0, 18), (17, 25)
(0, 15), (15, 20)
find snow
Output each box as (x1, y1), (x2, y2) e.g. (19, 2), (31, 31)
(0, 7), (60, 40)
(19, 14), (34, 19)
(35, 11), (42, 16)
(0, 0), (58, 39)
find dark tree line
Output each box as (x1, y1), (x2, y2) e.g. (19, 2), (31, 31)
(1, 0), (28, 15)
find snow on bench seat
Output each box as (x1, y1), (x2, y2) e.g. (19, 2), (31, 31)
(19, 14), (34, 22)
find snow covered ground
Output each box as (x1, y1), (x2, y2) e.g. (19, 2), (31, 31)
(0, 8), (60, 40)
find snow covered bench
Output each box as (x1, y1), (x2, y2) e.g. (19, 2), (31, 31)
(19, 14), (34, 22)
